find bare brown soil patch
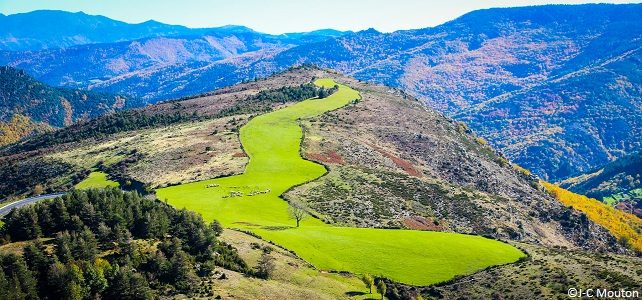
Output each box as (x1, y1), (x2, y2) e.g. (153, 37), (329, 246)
(401, 216), (445, 231)
(366, 142), (422, 177)
(306, 150), (345, 165)
(232, 152), (247, 157)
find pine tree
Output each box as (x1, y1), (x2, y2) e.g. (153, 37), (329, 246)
(170, 250), (199, 293)
(50, 197), (70, 231)
(97, 222), (112, 249)
(47, 261), (67, 299)
(67, 263), (88, 300)
(81, 261), (108, 298)
(71, 227), (99, 261)
(23, 242), (51, 295)
(55, 232), (74, 263)
(254, 253), (275, 279)
(0, 267), (9, 300)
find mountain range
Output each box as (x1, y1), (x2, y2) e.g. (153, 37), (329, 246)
(1, 4), (640, 183)
(0, 10), (347, 51)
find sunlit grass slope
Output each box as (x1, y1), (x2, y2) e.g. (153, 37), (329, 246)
(157, 79), (524, 285)
(75, 171), (120, 190)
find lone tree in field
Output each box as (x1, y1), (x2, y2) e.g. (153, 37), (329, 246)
(361, 273), (374, 293)
(288, 202), (307, 227)
(377, 280), (387, 300)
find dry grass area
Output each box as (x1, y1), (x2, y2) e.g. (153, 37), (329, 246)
(47, 117), (249, 188)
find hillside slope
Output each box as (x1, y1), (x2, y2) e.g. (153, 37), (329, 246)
(1, 68), (639, 296)
(542, 181), (642, 252)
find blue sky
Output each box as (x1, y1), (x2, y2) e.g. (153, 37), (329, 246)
(1, 0), (639, 33)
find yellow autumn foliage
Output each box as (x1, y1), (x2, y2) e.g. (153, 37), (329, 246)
(0, 114), (50, 146)
(541, 181), (642, 252)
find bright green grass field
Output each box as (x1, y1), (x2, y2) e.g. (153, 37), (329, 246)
(604, 188), (642, 206)
(75, 171), (120, 190)
(156, 79), (524, 285)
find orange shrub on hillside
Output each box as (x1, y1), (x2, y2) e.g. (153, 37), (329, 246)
(541, 181), (642, 252)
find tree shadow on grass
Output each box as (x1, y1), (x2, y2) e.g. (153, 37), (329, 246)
(261, 225), (293, 231)
(233, 221), (261, 227)
(345, 291), (366, 296)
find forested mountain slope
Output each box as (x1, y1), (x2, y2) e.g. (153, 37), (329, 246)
(0, 66), (139, 145)
(0, 188), (248, 299)
(561, 151), (642, 217)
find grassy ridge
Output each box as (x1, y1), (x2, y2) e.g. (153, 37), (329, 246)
(542, 181), (642, 252)
(157, 79), (524, 285)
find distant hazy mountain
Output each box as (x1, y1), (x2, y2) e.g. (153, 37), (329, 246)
(0, 66), (139, 145)
(1, 4), (641, 181)
(0, 10), (347, 51)
(0, 10), (196, 51)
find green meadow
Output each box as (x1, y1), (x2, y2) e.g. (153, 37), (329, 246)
(604, 188), (642, 206)
(156, 79), (524, 286)
(75, 171), (120, 190)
